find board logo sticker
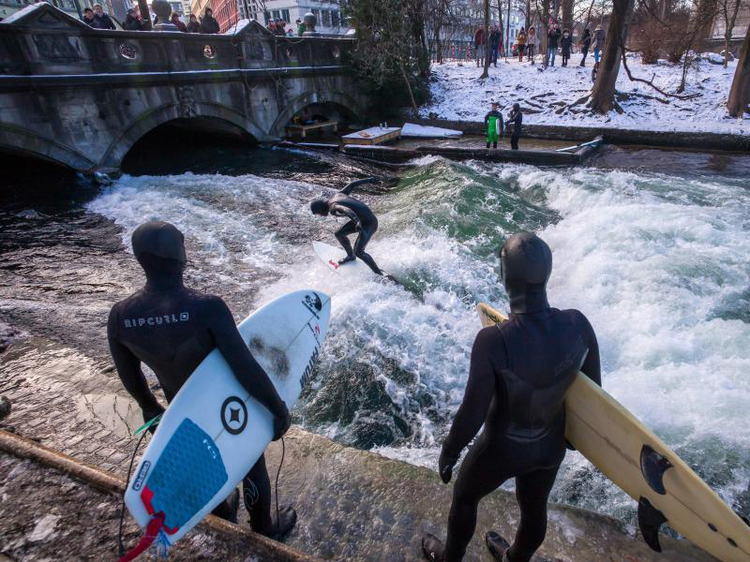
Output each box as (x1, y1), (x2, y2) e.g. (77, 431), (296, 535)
(221, 396), (248, 435)
(302, 292), (323, 319)
(132, 460), (151, 491)
(328, 259), (340, 270)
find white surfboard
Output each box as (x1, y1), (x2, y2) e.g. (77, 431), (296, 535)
(313, 240), (376, 276)
(124, 290), (330, 545)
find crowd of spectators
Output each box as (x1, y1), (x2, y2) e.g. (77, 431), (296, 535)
(474, 22), (607, 69)
(81, 5), (221, 34)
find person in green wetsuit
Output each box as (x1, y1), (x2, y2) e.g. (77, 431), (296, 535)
(484, 103), (504, 149)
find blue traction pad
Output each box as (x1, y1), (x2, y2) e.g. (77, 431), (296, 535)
(146, 418), (228, 531)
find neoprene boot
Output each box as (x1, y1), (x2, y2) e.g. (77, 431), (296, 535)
(421, 533), (445, 562)
(211, 488), (240, 523)
(486, 142), (490, 149)
(485, 531), (511, 562)
(263, 506), (297, 541)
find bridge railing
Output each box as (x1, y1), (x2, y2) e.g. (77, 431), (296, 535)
(0, 3), (355, 77)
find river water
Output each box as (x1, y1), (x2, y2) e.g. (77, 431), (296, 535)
(1, 140), (749, 531)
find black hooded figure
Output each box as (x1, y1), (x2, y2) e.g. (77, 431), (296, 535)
(108, 221), (297, 539)
(310, 178), (383, 275)
(421, 232), (601, 562)
(507, 103), (523, 151)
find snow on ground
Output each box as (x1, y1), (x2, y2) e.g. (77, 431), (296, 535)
(420, 53), (750, 135)
(401, 122), (463, 137)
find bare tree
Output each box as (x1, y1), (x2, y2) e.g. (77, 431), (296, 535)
(728, 21), (750, 115)
(426, 0), (460, 64)
(589, 0), (635, 112)
(481, 0), (491, 77)
(717, 0), (746, 66)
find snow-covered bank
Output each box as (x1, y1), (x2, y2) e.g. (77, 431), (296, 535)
(420, 54), (750, 135)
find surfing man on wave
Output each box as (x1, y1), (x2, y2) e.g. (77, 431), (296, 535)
(421, 232), (601, 562)
(108, 221), (297, 540)
(310, 178), (384, 275)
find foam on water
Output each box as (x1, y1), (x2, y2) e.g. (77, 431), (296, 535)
(87, 158), (750, 522)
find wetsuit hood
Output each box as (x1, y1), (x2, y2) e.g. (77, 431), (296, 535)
(499, 232), (552, 314)
(310, 198), (329, 216)
(132, 221), (186, 264)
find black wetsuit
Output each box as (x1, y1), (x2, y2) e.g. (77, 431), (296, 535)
(108, 223), (291, 535)
(507, 109), (522, 151)
(424, 232), (601, 562)
(441, 310), (600, 561)
(326, 180), (382, 275)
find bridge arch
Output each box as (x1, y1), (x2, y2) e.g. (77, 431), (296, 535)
(100, 102), (269, 173)
(0, 126), (95, 171)
(269, 90), (366, 138)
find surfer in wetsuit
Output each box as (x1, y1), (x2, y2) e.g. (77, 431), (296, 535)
(107, 221), (296, 540)
(484, 102), (504, 149)
(421, 232), (601, 562)
(310, 178), (383, 275)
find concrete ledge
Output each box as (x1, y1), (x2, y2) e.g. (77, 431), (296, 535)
(407, 118), (750, 152)
(0, 429), (319, 562)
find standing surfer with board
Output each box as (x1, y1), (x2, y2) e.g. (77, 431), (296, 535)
(108, 221), (297, 539)
(310, 178), (384, 276)
(484, 102), (504, 149)
(421, 232), (602, 562)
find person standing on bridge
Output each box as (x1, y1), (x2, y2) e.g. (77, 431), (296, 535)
(92, 3), (116, 30)
(310, 178), (385, 276)
(108, 221), (297, 540)
(200, 8), (219, 33)
(187, 13), (201, 32)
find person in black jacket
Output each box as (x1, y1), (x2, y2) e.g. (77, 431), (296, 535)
(81, 7), (97, 27)
(92, 3), (116, 29)
(579, 28), (591, 66)
(108, 221), (297, 539)
(507, 103), (522, 150)
(187, 13), (202, 32)
(123, 8), (143, 30)
(560, 29), (572, 67)
(200, 8), (220, 33)
(489, 25), (501, 67)
(421, 231), (601, 562)
(546, 24), (561, 66)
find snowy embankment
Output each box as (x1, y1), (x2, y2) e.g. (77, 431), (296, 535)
(420, 53), (749, 135)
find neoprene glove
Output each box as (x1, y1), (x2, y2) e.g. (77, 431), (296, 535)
(438, 447), (459, 484)
(273, 406), (291, 441)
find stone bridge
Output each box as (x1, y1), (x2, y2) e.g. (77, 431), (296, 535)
(0, 3), (371, 173)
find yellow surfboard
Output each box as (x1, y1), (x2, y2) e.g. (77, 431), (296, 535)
(477, 302), (750, 562)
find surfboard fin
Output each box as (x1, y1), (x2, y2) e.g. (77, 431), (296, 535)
(638, 497), (667, 552)
(640, 444), (673, 495)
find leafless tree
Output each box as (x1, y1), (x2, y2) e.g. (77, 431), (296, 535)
(717, 0), (747, 66)
(481, 0), (491, 77)
(727, 20), (750, 115)
(589, 0), (635, 112)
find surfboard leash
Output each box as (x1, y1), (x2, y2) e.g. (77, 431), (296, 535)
(275, 436), (285, 540)
(117, 415), (163, 561)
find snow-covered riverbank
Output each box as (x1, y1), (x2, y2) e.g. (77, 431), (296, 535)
(420, 54), (749, 135)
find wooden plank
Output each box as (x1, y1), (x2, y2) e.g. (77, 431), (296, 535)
(342, 126), (401, 145)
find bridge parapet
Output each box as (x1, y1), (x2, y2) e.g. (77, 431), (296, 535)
(0, 3), (354, 76)
(0, 3), (368, 173)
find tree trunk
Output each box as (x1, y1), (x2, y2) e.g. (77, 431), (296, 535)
(498, 0), (504, 56)
(562, 0), (573, 31)
(400, 62), (420, 116)
(481, 0), (491, 78)
(541, 0), (550, 67)
(694, 0), (718, 49)
(526, 0), (531, 30)
(723, 0), (742, 68)
(727, 22), (750, 116)
(589, 0), (635, 113)
(437, 31), (443, 64)
(506, 0), (511, 59)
